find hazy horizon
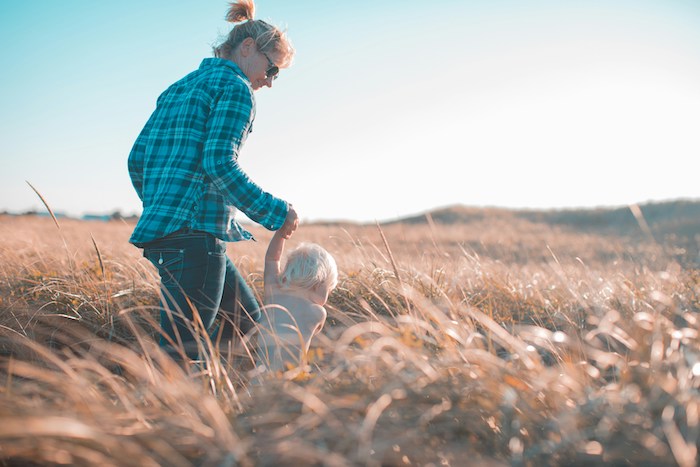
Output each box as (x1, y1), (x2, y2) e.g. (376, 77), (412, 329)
(5, 195), (699, 225)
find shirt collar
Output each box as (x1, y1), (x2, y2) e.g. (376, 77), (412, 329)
(200, 58), (250, 84)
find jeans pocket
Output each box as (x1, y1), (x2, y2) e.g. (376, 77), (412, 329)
(145, 248), (185, 285)
(201, 251), (227, 288)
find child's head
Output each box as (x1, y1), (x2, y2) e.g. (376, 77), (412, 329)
(280, 243), (338, 305)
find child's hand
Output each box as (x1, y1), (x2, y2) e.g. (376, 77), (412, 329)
(280, 206), (298, 239)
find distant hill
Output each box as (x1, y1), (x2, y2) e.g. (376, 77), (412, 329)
(387, 199), (700, 248)
(517, 200), (700, 240)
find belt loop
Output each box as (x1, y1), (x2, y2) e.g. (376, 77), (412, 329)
(207, 230), (215, 250)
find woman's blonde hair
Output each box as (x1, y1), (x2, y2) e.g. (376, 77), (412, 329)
(214, 0), (294, 67)
(281, 243), (338, 293)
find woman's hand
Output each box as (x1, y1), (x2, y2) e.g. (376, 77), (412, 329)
(280, 206), (298, 239)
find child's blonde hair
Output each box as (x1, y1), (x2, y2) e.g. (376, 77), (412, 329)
(280, 243), (338, 293)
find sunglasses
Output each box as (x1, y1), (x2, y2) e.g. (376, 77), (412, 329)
(261, 51), (279, 80)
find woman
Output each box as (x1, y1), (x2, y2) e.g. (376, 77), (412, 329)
(128, 0), (298, 359)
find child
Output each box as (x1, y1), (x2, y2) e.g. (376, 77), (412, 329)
(257, 227), (338, 372)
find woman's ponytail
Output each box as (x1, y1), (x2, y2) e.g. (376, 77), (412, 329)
(225, 0), (255, 23)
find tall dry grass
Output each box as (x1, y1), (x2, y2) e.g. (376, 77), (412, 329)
(1, 214), (699, 466)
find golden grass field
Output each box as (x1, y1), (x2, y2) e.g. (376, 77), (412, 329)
(1, 213), (699, 466)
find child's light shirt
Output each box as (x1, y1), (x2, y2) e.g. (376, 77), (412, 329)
(258, 255), (327, 371)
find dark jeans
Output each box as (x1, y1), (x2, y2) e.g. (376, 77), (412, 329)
(140, 229), (261, 359)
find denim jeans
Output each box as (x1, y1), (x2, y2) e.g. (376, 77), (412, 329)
(140, 229), (261, 358)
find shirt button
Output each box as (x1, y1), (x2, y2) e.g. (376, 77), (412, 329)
(193, 205), (199, 212)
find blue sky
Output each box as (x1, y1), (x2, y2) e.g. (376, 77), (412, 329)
(2, 0), (699, 222)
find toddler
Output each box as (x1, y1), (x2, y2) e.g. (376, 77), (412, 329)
(257, 228), (338, 372)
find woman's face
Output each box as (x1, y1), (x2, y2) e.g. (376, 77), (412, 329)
(238, 38), (280, 91)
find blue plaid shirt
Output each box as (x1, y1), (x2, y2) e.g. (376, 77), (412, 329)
(128, 58), (289, 244)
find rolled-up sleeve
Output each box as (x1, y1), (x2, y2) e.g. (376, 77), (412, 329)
(202, 84), (288, 231)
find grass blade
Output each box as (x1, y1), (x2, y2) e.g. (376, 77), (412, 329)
(26, 180), (61, 230)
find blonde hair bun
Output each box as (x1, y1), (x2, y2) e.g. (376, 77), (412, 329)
(225, 0), (255, 23)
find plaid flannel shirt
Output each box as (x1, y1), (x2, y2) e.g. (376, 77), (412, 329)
(128, 58), (288, 244)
